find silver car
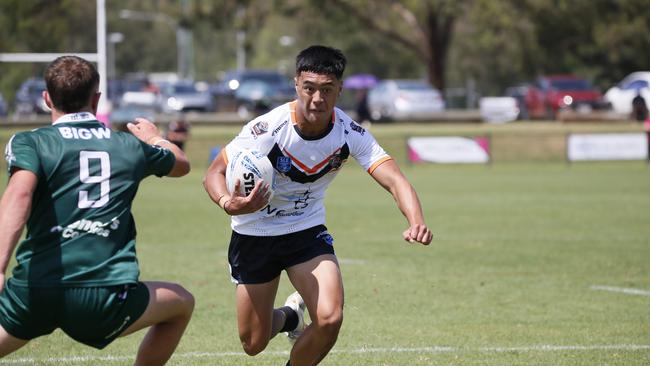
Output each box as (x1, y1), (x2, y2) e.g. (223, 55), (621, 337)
(159, 82), (215, 113)
(367, 79), (445, 121)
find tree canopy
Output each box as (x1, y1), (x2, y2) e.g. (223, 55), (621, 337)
(1, 0), (649, 107)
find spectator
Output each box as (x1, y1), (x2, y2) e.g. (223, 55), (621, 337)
(632, 91), (648, 122)
(166, 116), (191, 151)
(355, 88), (371, 123)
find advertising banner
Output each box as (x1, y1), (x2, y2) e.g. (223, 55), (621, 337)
(407, 136), (490, 164)
(567, 133), (648, 161)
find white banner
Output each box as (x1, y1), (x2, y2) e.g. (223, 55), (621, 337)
(407, 136), (490, 164)
(567, 133), (648, 161)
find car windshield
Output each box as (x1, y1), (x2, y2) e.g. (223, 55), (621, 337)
(27, 80), (46, 94)
(622, 80), (649, 90)
(170, 84), (197, 93)
(549, 79), (592, 90)
(241, 73), (286, 84)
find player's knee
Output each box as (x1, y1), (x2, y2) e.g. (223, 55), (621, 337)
(169, 283), (195, 318)
(314, 306), (343, 336)
(239, 335), (269, 356)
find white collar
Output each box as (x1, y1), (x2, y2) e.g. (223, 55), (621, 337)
(53, 112), (97, 125)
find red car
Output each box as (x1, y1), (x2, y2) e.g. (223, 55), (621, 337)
(507, 75), (608, 120)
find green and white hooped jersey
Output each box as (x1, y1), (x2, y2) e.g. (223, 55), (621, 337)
(4, 112), (175, 287)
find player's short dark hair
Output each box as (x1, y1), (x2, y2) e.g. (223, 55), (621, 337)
(296, 45), (347, 80)
(44, 56), (99, 113)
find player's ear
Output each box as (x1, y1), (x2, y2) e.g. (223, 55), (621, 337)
(43, 91), (53, 109)
(91, 92), (101, 113)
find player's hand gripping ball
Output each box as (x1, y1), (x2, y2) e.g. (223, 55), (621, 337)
(226, 148), (276, 200)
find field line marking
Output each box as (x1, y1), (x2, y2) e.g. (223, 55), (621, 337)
(590, 285), (650, 296)
(480, 344), (650, 352)
(2, 344), (649, 364)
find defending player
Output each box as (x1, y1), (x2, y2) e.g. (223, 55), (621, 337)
(204, 45), (432, 365)
(0, 56), (194, 365)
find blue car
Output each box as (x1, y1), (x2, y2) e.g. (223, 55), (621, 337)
(15, 78), (49, 115)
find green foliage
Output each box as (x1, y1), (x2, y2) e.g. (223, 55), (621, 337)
(1, 0), (650, 110)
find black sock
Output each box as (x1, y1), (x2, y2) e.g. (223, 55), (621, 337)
(278, 306), (299, 332)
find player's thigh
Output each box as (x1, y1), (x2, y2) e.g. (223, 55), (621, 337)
(119, 281), (194, 337)
(286, 254), (344, 322)
(0, 324), (28, 357)
(235, 277), (280, 337)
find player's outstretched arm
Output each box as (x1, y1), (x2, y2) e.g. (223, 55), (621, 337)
(0, 169), (37, 292)
(370, 160), (432, 245)
(203, 150), (271, 215)
(127, 118), (190, 177)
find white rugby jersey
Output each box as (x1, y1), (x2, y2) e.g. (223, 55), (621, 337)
(225, 101), (392, 236)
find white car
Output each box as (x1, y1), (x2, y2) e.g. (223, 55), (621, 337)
(367, 79), (445, 121)
(604, 71), (650, 115)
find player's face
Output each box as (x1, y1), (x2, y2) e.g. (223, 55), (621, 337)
(294, 71), (342, 126)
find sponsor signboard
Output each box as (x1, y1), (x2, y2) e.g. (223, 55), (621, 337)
(567, 133), (648, 161)
(407, 136), (490, 164)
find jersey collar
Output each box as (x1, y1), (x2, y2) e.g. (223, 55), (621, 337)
(53, 112), (97, 125)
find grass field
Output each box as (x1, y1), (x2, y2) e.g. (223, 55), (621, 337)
(0, 122), (649, 365)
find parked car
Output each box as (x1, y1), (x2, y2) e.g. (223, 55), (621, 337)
(504, 84), (532, 120)
(604, 71), (650, 115)
(15, 78), (49, 115)
(109, 104), (157, 131)
(211, 69), (292, 111)
(513, 75), (609, 120)
(367, 79), (445, 121)
(0, 93), (8, 117)
(234, 79), (295, 117)
(159, 81), (215, 113)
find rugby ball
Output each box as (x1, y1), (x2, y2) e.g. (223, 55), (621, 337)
(226, 148), (275, 199)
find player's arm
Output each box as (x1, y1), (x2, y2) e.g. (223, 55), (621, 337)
(127, 118), (190, 177)
(0, 169), (37, 292)
(369, 159), (432, 245)
(203, 149), (270, 215)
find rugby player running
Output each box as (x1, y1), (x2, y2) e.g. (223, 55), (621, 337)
(204, 45), (432, 366)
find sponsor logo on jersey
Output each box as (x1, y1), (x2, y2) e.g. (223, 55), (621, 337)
(261, 204), (306, 217)
(251, 121), (268, 137)
(58, 126), (111, 140)
(294, 189), (311, 209)
(276, 156), (292, 173)
(349, 122), (365, 135)
(272, 120), (288, 136)
(51, 218), (120, 239)
(317, 230), (334, 246)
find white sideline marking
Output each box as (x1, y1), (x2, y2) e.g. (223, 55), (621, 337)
(2, 344), (649, 364)
(590, 285), (650, 296)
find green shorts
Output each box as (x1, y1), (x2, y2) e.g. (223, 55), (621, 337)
(0, 278), (150, 349)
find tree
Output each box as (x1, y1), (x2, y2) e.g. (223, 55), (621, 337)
(321, 0), (462, 91)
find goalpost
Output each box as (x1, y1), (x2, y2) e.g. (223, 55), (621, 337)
(0, 0), (109, 121)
